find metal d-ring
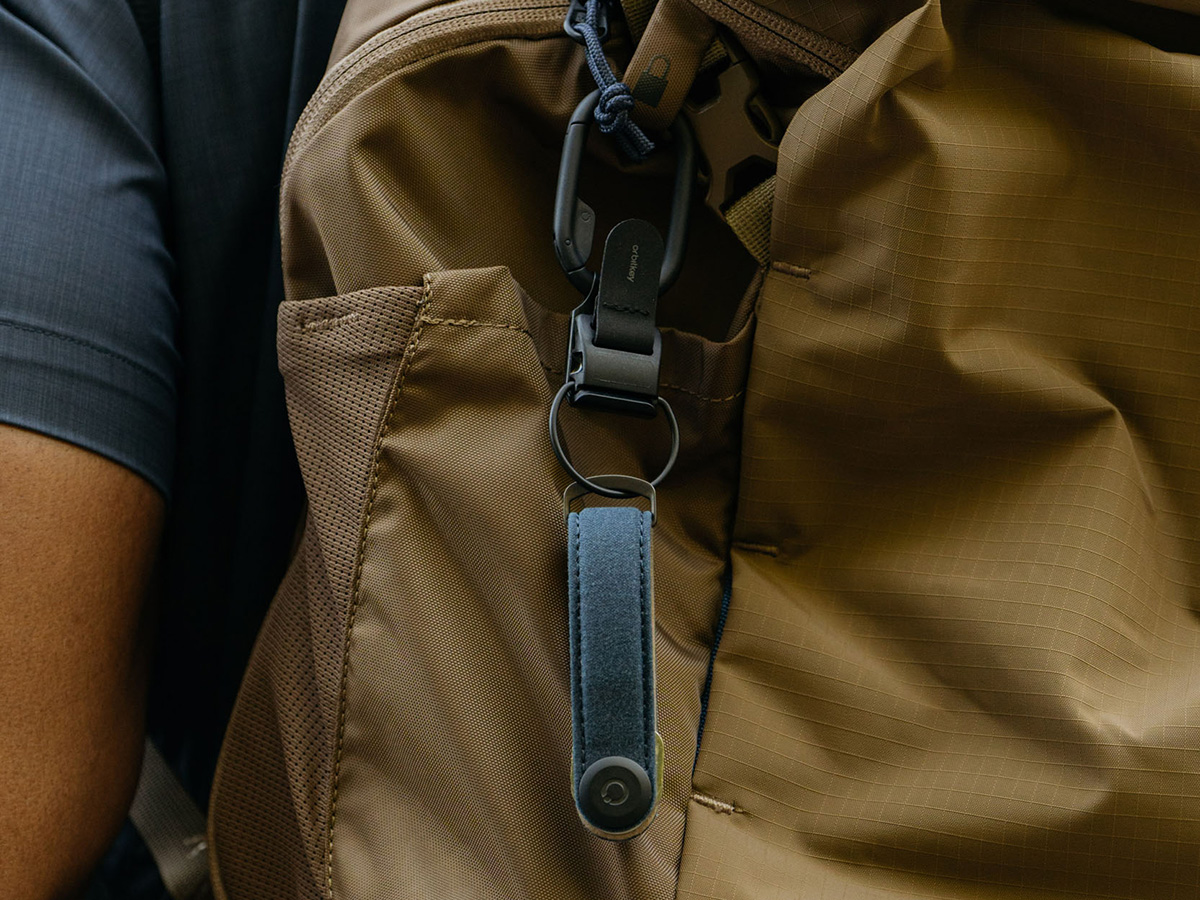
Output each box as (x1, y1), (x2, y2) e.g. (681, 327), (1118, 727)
(564, 475), (657, 525)
(550, 383), (680, 498)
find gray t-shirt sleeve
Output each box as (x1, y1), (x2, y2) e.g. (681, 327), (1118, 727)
(0, 0), (178, 497)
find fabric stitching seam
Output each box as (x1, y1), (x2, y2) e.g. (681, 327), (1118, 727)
(419, 315), (529, 332)
(690, 792), (745, 815)
(286, 4), (567, 181)
(692, 0), (854, 73)
(661, 382), (744, 403)
(302, 312), (361, 332)
(324, 278), (431, 898)
(732, 540), (779, 556)
(769, 261), (812, 280)
(0, 316), (172, 386)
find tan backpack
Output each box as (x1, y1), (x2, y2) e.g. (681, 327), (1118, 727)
(209, 1), (1200, 897)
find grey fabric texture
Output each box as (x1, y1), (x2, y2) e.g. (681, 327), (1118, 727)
(568, 507), (658, 777)
(0, 0), (345, 895)
(0, 0), (177, 494)
(128, 739), (210, 900)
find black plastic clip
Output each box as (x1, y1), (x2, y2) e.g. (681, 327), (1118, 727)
(683, 32), (782, 216)
(552, 90), (696, 421)
(564, 0), (608, 45)
(567, 219), (664, 417)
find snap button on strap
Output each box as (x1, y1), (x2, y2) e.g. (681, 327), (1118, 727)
(578, 757), (653, 834)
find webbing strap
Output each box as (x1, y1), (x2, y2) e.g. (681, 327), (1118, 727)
(129, 739), (213, 900)
(725, 174), (775, 265)
(568, 506), (659, 838)
(622, 0), (716, 132)
(618, 0), (655, 43)
(592, 218), (665, 355)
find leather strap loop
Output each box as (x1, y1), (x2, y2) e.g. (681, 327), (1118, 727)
(621, 0), (716, 132)
(568, 506), (659, 838)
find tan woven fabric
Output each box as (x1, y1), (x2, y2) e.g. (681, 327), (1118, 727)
(724, 175), (774, 266)
(212, 6), (755, 898)
(211, 0), (1200, 898)
(209, 285), (425, 898)
(332, 266), (751, 899)
(686, 2), (1200, 897)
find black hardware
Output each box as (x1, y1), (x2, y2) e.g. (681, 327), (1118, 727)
(553, 90), (696, 298)
(564, 0), (608, 45)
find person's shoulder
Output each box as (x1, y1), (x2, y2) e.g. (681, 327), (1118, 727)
(0, 0), (176, 496)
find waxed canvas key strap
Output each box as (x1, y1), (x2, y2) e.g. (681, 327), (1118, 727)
(567, 505), (659, 838)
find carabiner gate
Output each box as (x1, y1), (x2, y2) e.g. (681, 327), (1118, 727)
(553, 90), (696, 298)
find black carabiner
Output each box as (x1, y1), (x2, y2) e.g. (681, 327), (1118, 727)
(563, 0), (608, 44)
(552, 89), (696, 297)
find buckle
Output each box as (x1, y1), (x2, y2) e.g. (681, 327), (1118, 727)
(684, 36), (782, 215)
(552, 89), (696, 419)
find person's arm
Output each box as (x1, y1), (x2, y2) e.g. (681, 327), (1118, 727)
(0, 2), (179, 895)
(0, 425), (163, 899)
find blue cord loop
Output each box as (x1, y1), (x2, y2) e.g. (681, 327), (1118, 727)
(577, 0), (655, 161)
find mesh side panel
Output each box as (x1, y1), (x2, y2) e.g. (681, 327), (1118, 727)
(210, 286), (423, 900)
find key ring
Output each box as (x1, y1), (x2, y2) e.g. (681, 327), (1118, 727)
(563, 475), (657, 525)
(549, 382), (679, 498)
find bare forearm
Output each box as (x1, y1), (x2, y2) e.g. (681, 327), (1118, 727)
(0, 425), (162, 899)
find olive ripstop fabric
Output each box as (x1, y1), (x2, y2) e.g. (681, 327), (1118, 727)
(211, 0), (1200, 898)
(686, 3), (1200, 898)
